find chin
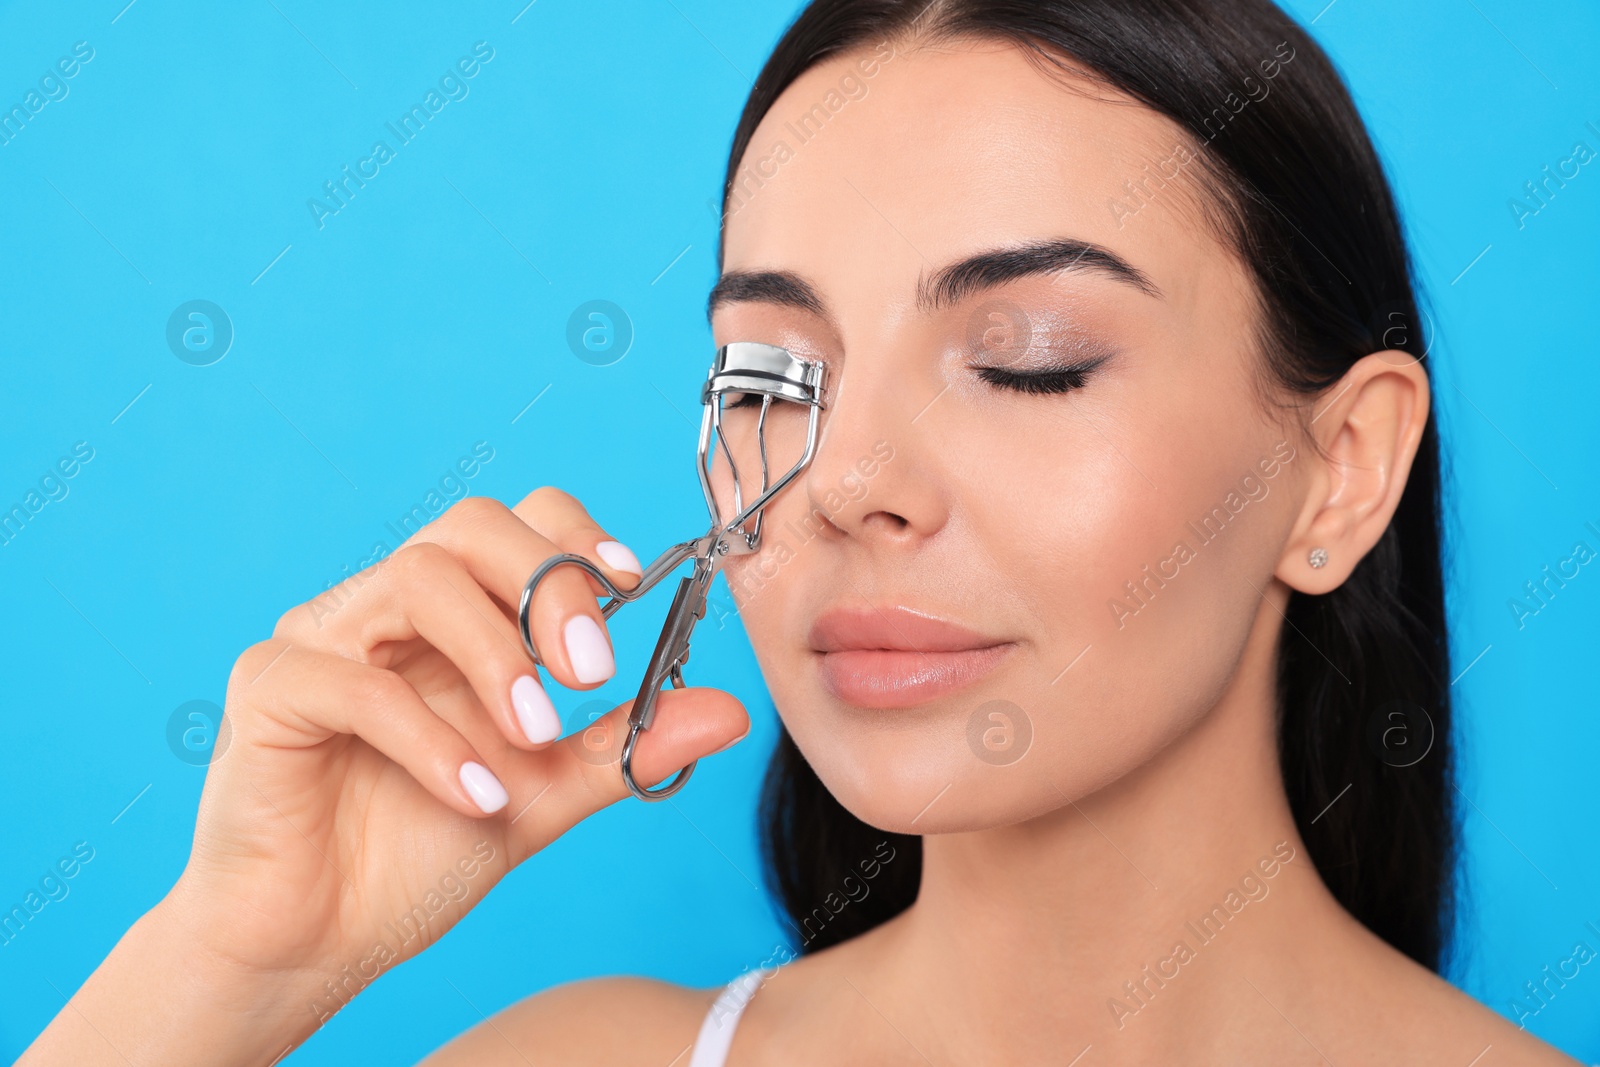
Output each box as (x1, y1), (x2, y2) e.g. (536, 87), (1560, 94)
(772, 655), (1212, 838)
(769, 674), (1052, 835)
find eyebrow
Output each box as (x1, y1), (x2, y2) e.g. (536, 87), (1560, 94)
(920, 238), (1161, 308)
(705, 270), (826, 321)
(706, 237), (1160, 322)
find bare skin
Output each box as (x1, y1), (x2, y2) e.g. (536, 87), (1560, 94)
(429, 38), (1577, 1067)
(23, 31), (1576, 1067)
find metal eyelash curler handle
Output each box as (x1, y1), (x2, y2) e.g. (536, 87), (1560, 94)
(516, 534), (718, 800)
(516, 343), (828, 802)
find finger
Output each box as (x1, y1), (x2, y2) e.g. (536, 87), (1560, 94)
(505, 686), (750, 857)
(328, 541), (565, 751)
(510, 486), (645, 594)
(229, 640), (515, 819)
(408, 496), (621, 691)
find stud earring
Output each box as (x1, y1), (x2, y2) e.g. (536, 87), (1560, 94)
(1308, 547), (1329, 569)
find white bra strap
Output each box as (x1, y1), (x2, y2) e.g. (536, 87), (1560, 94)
(687, 970), (767, 1067)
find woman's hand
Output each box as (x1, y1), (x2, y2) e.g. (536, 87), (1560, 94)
(21, 488), (748, 1066)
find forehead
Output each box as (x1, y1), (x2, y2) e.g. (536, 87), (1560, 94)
(721, 39), (1231, 321)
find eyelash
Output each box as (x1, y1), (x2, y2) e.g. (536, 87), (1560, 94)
(724, 356), (1108, 403)
(973, 356), (1109, 395)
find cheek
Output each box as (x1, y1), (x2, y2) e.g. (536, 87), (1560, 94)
(720, 474), (826, 668)
(705, 423), (753, 525)
(707, 418), (820, 622)
(716, 380), (1295, 832)
(705, 406), (815, 523)
(930, 406), (1288, 807)
(723, 535), (801, 623)
(705, 447), (736, 524)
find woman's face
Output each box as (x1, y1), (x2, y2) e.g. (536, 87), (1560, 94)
(709, 39), (1307, 833)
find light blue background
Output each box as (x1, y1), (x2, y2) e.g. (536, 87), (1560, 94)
(0, 0), (1595, 1062)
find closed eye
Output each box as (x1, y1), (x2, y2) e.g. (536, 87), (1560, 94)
(974, 356), (1108, 395)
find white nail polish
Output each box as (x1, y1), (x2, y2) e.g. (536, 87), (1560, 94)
(714, 728), (750, 755)
(459, 761), (509, 814)
(512, 674), (562, 744)
(564, 615), (615, 684)
(595, 540), (643, 576)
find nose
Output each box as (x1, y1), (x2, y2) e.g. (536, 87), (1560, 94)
(797, 348), (949, 548)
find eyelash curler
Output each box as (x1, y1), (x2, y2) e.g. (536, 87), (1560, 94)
(516, 342), (828, 801)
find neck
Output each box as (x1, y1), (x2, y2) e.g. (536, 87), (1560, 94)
(877, 589), (1354, 1059)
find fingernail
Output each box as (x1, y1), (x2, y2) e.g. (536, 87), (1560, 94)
(512, 674), (562, 744)
(564, 615), (615, 684)
(595, 540), (643, 576)
(714, 728), (750, 755)
(459, 761), (509, 814)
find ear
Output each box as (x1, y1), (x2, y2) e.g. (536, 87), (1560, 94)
(1278, 350), (1430, 593)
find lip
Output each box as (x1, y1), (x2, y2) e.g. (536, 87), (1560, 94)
(809, 606), (1015, 708)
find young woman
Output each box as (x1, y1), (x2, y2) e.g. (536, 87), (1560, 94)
(22, 0), (1580, 1063)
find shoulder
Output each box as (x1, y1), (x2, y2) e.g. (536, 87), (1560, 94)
(1397, 972), (1582, 1065)
(1341, 925), (1584, 1065)
(1389, 975), (1582, 1065)
(418, 975), (719, 1066)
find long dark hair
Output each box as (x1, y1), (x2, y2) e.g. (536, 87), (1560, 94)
(719, 0), (1455, 972)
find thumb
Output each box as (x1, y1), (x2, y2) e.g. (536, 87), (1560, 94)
(507, 686), (749, 854)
